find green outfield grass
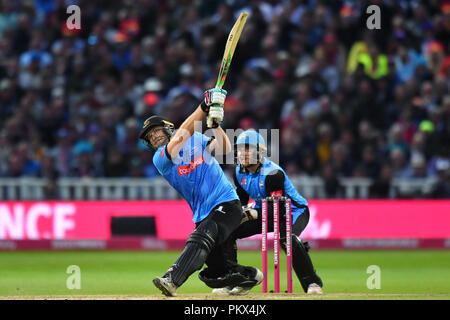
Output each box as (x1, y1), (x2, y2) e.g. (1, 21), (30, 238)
(0, 250), (449, 299)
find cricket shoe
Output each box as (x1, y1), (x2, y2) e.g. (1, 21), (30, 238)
(229, 268), (264, 296)
(307, 283), (323, 295)
(211, 286), (233, 294)
(153, 276), (178, 297)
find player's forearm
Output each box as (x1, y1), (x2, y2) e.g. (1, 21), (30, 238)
(211, 126), (232, 154)
(167, 105), (205, 158)
(178, 105), (205, 136)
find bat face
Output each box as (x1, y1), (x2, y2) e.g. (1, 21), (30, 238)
(217, 52), (232, 89)
(215, 12), (248, 89)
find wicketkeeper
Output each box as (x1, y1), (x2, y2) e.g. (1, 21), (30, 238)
(139, 89), (263, 297)
(214, 129), (323, 295)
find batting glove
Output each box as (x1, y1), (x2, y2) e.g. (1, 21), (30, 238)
(204, 88), (227, 106)
(201, 88), (227, 128)
(207, 104), (224, 128)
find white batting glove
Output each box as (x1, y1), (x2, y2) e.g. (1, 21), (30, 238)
(204, 88), (227, 107)
(207, 104), (224, 128)
(202, 88), (227, 128)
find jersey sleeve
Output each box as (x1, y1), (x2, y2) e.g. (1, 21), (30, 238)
(264, 170), (286, 198)
(233, 168), (250, 206)
(153, 145), (173, 175)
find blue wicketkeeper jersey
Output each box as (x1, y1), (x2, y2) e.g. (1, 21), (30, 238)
(153, 132), (239, 223)
(235, 158), (308, 223)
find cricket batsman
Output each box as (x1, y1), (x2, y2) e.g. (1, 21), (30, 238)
(215, 129), (323, 295)
(139, 89), (263, 297)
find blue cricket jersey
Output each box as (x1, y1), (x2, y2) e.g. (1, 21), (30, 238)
(153, 132), (239, 223)
(235, 158), (308, 223)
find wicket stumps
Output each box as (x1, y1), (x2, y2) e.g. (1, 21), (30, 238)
(261, 197), (293, 293)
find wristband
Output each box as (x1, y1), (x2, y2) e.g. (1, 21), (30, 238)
(200, 100), (209, 113)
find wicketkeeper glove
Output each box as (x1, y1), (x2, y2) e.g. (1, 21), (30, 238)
(201, 88), (227, 128)
(241, 206), (258, 224)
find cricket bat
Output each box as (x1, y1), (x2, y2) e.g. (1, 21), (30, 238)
(215, 11), (248, 89)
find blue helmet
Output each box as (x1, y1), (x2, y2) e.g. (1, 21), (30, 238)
(236, 130), (267, 168)
(236, 130), (267, 151)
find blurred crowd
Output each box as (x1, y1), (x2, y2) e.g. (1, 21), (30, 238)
(0, 0), (449, 198)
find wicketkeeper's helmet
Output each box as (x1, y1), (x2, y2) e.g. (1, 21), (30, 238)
(235, 130), (267, 169)
(236, 130), (267, 151)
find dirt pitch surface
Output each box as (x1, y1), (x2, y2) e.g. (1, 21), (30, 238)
(1, 293), (449, 300)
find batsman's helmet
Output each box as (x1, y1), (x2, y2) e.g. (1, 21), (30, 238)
(139, 115), (175, 150)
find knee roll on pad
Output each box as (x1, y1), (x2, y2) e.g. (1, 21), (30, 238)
(187, 219), (218, 252)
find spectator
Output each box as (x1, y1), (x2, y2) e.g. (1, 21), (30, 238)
(361, 145), (381, 179)
(0, 0), (19, 37)
(104, 147), (128, 177)
(40, 154), (58, 179)
(316, 123), (333, 164)
(49, 128), (73, 177)
(330, 142), (354, 177)
(390, 148), (410, 179)
(394, 43), (427, 83)
(0, 0), (446, 201)
(299, 151), (319, 177)
(370, 163), (393, 198)
(43, 178), (60, 200)
(321, 161), (341, 198)
(403, 154), (429, 179)
(386, 123), (410, 155)
(410, 131), (426, 161)
(346, 32), (373, 74)
(0, 79), (16, 121)
(279, 126), (302, 168)
(355, 44), (389, 80)
(424, 40), (446, 77)
(431, 159), (450, 198)
(281, 82), (319, 120)
(16, 142), (41, 177)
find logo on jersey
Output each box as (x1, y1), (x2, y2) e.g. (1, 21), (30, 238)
(178, 155), (204, 175)
(241, 178), (246, 186)
(270, 190), (283, 198)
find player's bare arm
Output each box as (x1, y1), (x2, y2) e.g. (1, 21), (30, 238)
(206, 126), (232, 155)
(166, 105), (205, 159)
